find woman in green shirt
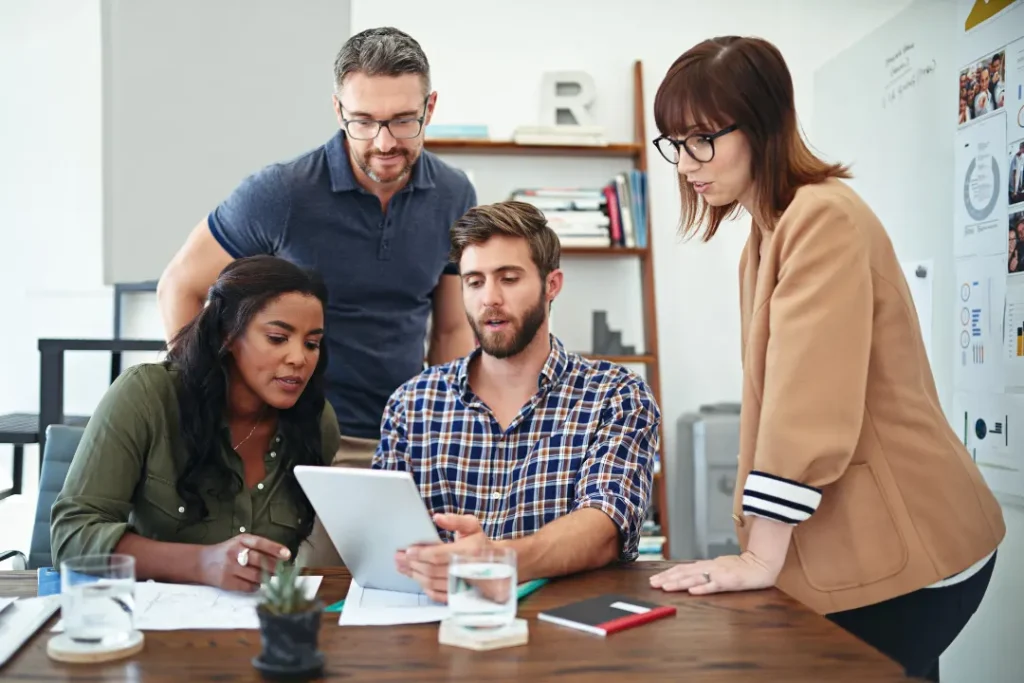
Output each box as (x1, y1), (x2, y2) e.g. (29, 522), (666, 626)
(51, 256), (341, 591)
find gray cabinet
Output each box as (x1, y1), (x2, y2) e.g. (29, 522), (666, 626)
(667, 403), (742, 560)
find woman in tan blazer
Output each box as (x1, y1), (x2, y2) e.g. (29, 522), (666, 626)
(647, 36), (1005, 682)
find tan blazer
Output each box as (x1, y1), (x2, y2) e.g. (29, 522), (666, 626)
(735, 177), (1005, 615)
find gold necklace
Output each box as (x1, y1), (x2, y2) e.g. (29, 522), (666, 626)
(232, 406), (266, 451)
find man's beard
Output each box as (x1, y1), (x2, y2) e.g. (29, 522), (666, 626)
(353, 147), (415, 184)
(469, 293), (547, 360)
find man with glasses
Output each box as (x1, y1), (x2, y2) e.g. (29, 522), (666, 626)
(157, 27), (477, 475)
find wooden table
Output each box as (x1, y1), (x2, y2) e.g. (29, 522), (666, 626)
(0, 562), (915, 681)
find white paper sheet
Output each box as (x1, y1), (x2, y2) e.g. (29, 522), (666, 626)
(52, 576), (322, 632)
(0, 597), (15, 616)
(954, 255), (1007, 392)
(954, 114), (1007, 258)
(1004, 279), (1024, 389)
(0, 595), (61, 668)
(338, 579), (449, 626)
(954, 391), (1024, 499)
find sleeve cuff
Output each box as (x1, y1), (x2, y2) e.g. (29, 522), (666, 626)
(741, 470), (822, 525)
(207, 212), (246, 259)
(574, 494), (640, 561)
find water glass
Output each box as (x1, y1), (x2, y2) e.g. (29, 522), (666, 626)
(60, 554), (136, 646)
(447, 547), (517, 629)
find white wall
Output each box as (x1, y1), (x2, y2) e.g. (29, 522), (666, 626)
(0, 0), (129, 426)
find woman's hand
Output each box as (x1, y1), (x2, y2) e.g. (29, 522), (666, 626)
(648, 551), (779, 595)
(196, 534), (292, 592)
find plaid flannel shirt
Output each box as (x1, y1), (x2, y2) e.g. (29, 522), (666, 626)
(371, 334), (660, 560)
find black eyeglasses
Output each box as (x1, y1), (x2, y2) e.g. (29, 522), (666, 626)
(338, 96), (429, 141)
(652, 124), (739, 164)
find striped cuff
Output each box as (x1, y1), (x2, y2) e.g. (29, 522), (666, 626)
(741, 471), (822, 525)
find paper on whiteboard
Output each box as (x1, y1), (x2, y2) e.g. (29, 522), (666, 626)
(338, 579), (448, 626)
(955, 115), (1008, 258)
(901, 260), (934, 363)
(1006, 279), (1024, 389)
(954, 256), (1007, 392)
(954, 390), (1024, 499)
(52, 576), (323, 631)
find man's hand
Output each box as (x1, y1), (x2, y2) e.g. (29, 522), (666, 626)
(396, 513), (491, 603)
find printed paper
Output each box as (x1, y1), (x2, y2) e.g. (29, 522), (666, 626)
(955, 115), (1009, 258)
(954, 256), (1007, 392)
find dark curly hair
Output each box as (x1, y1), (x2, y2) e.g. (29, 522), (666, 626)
(165, 255), (329, 547)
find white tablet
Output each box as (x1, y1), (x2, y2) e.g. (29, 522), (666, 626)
(293, 466), (442, 593)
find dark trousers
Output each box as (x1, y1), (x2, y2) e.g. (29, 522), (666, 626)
(826, 552), (996, 682)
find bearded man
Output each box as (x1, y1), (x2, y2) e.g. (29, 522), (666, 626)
(372, 200), (661, 603)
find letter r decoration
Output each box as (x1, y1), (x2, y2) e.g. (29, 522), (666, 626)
(539, 71), (597, 126)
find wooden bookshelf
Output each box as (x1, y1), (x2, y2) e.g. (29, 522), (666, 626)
(430, 60), (669, 558)
(425, 138), (643, 157)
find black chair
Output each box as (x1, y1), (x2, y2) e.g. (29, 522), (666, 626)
(0, 413), (89, 502)
(0, 424), (85, 570)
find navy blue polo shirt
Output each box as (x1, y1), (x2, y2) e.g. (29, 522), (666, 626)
(207, 130), (476, 440)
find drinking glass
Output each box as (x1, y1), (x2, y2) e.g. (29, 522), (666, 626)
(447, 547), (517, 629)
(60, 554), (136, 646)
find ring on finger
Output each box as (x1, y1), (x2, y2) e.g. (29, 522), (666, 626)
(702, 571), (711, 584)
(237, 548), (250, 567)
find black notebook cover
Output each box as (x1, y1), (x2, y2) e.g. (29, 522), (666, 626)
(537, 594), (677, 636)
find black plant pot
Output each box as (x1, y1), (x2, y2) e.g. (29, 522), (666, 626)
(252, 602), (325, 680)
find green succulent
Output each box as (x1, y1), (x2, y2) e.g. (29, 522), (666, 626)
(259, 559), (315, 615)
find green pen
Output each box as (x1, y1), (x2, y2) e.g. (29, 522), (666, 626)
(516, 579), (548, 601)
(324, 599), (345, 612)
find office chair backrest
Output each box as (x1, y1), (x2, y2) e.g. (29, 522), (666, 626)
(29, 424), (85, 569)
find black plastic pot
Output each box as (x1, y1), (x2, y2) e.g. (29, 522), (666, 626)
(252, 602), (325, 680)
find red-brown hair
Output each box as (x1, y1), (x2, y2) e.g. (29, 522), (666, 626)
(653, 36), (851, 240)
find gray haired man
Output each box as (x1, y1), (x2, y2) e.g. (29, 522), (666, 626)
(158, 27), (478, 471)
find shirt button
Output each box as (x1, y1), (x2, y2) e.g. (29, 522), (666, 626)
(178, 506), (185, 513)
(239, 526), (246, 533)
(275, 436), (281, 443)
(257, 483), (264, 490)
(270, 451), (277, 458)
(491, 491), (501, 500)
(297, 517), (302, 524)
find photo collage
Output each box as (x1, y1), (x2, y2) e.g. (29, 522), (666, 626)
(1012, 140), (1024, 274)
(960, 38), (1024, 275)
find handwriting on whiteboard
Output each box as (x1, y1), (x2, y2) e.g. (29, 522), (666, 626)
(882, 41), (937, 109)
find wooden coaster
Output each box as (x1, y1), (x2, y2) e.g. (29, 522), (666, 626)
(47, 630), (145, 663)
(438, 618), (529, 651)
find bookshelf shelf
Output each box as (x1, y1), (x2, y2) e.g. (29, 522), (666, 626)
(561, 246), (648, 257)
(425, 139), (642, 157)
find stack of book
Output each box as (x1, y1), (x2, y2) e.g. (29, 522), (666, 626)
(511, 124), (607, 146)
(510, 169), (648, 248)
(424, 124), (489, 139)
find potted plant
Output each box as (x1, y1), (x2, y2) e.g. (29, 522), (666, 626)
(252, 560), (325, 680)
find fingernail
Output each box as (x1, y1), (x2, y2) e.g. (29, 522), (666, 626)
(280, 548), (291, 558)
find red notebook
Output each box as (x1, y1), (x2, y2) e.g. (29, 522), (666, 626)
(537, 594), (677, 636)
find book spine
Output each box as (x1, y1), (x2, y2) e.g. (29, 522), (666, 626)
(598, 606), (677, 634)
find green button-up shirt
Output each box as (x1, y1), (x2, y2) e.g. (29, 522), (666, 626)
(51, 362), (341, 565)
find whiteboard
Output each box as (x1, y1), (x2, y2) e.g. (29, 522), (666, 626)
(811, 0), (958, 417)
(101, 0), (349, 284)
